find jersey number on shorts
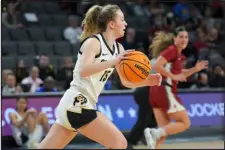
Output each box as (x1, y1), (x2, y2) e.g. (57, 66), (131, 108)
(73, 94), (87, 106)
(99, 70), (111, 82)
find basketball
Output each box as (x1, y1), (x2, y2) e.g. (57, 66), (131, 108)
(118, 51), (151, 83)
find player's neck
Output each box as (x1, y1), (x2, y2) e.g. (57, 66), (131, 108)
(102, 31), (116, 49)
(174, 44), (183, 54)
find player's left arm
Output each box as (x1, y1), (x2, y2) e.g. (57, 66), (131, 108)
(182, 60), (208, 78)
(115, 43), (162, 88)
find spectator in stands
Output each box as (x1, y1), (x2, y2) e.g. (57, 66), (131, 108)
(149, 0), (166, 17)
(209, 64), (225, 88)
(202, 6), (215, 31)
(15, 59), (29, 83)
(2, 69), (13, 86)
(148, 15), (172, 41)
(56, 56), (74, 89)
(121, 27), (138, 50)
(63, 15), (82, 44)
(2, 74), (23, 94)
(9, 97), (50, 148)
(38, 55), (55, 81)
(191, 72), (210, 89)
(131, 0), (150, 17)
(173, 0), (191, 23)
(209, 0), (224, 18)
(207, 28), (220, 48)
(21, 66), (43, 93)
(194, 28), (209, 60)
(36, 76), (57, 92)
(185, 18), (197, 42)
(2, 1), (24, 29)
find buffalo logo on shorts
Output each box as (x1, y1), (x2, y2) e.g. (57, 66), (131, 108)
(73, 94), (87, 106)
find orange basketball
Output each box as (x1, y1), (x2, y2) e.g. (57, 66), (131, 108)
(118, 51), (151, 83)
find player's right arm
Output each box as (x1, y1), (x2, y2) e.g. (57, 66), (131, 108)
(154, 47), (186, 82)
(79, 38), (128, 77)
(9, 112), (29, 128)
(9, 109), (37, 128)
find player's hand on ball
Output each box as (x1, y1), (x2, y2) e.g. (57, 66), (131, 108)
(114, 49), (135, 64)
(147, 73), (162, 86)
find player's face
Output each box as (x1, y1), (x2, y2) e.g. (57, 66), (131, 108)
(112, 10), (127, 38)
(174, 31), (189, 50)
(16, 98), (28, 112)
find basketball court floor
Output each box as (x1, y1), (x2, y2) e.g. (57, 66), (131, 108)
(65, 136), (224, 149)
(8, 135), (224, 149)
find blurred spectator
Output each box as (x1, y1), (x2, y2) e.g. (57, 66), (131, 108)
(191, 72), (210, 89)
(2, 69), (13, 86)
(148, 15), (172, 42)
(194, 28), (208, 54)
(59, 0), (82, 15)
(2, 74), (23, 94)
(122, 27), (138, 50)
(38, 55), (55, 81)
(209, 64), (225, 88)
(149, 0), (166, 17)
(184, 19), (197, 42)
(36, 76), (57, 92)
(202, 6), (215, 31)
(21, 66), (43, 93)
(131, 0), (150, 17)
(56, 57), (74, 89)
(15, 59), (29, 83)
(63, 15), (82, 44)
(2, 1), (24, 29)
(173, 0), (191, 23)
(206, 28), (225, 66)
(207, 28), (220, 48)
(209, 0), (224, 18)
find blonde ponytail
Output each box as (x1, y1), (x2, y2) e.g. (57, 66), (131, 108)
(80, 5), (102, 41)
(150, 31), (174, 58)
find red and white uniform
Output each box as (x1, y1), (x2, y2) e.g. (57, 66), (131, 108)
(150, 45), (186, 113)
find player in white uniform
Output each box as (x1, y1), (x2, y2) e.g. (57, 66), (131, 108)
(37, 4), (162, 149)
(10, 97), (50, 148)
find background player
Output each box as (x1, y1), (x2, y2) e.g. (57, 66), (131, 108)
(10, 97), (49, 148)
(144, 26), (208, 149)
(37, 4), (161, 149)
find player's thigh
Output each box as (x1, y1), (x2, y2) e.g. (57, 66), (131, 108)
(37, 123), (78, 149)
(78, 112), (127, 149)
(153, 108), (170, 127)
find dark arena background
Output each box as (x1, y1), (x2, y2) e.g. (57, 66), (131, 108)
(1, 0), (225, 149)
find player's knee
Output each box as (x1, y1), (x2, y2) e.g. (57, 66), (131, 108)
(39, 112), (47, 119)
(27, 114), (36, 122)
(111, 136), (127, 149)
(183, 117), (191, 130)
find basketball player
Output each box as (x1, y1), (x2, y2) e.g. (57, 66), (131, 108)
(144, 26), (209, 149)
(9, 97), (49, 148)
(37, 4), (161, 149)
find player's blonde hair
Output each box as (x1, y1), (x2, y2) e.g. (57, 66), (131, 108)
(80, 4), (120, 41)
(150, 31), (174, 58)
(150, 26), (187, 58)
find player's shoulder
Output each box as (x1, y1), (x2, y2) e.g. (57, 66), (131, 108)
(163, 44), (178, 55)
(81, 35), (101, 46)
(166, 44), (177, 51)
(80, 35), (101, 50)
(116, 42), (124, 53)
